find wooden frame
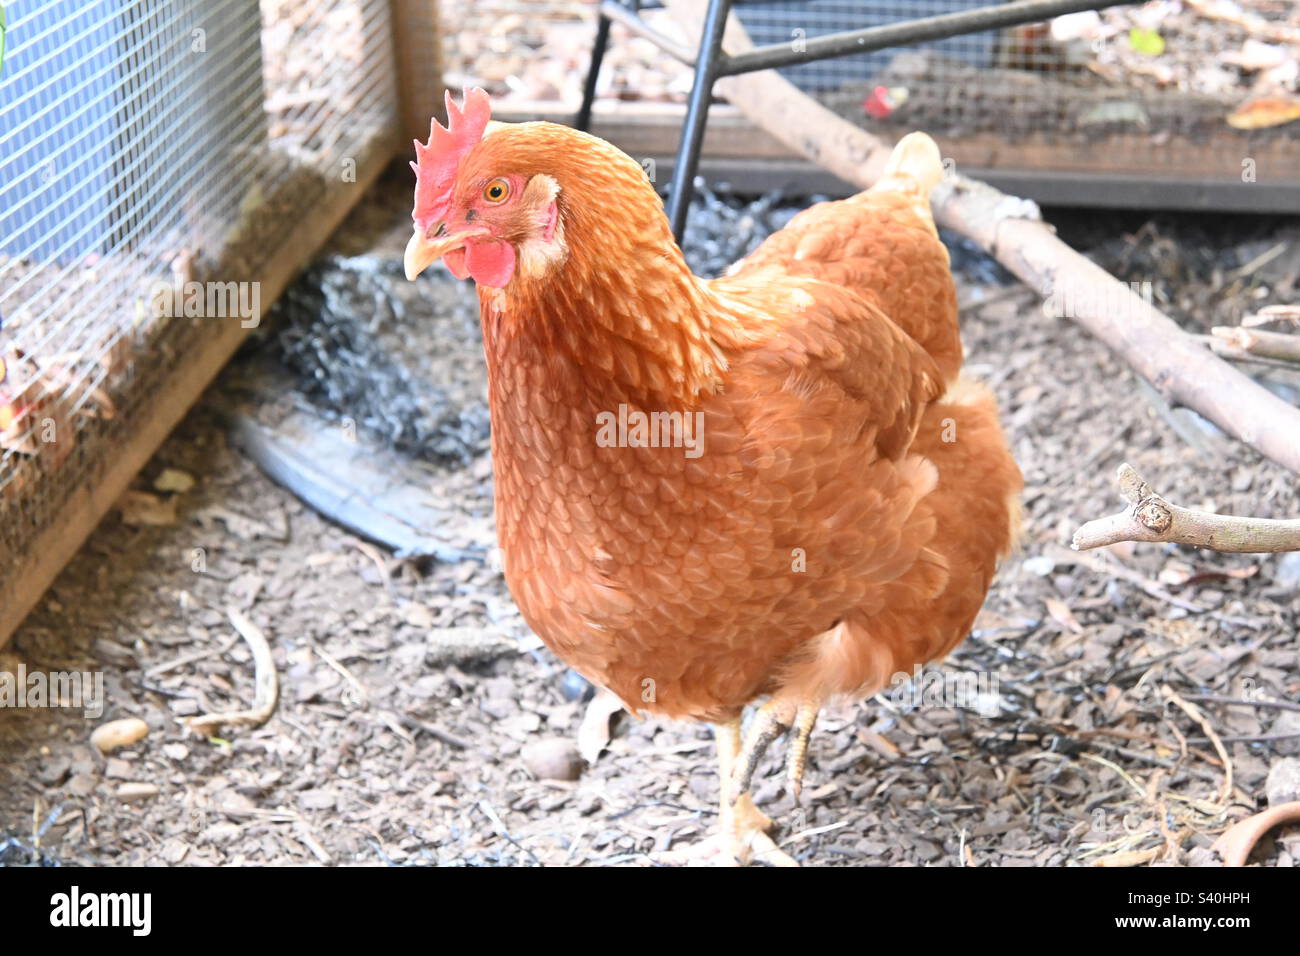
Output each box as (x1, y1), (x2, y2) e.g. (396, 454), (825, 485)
(499, 100), (1300, 213)
(0, 0), (455, 649)
(0, 149), (393, 649)
(390, 0), (448, 147)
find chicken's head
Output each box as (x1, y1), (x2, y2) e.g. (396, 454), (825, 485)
(404, 88), (567, 290)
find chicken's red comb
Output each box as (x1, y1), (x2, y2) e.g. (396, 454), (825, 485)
(411, 87), (491, 229)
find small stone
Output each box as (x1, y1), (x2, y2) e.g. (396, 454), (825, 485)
(1275, 552), (1300, 589)
(103, 758), (134, 780)
(117, 782), (159, 803)
(402, 602), (434, 628)
(480, 697), (517, 720)
(90, 718), (149, 754)
(202, 823), (242, 846)
(1271, 710), (1300, 757)
(66, 773), (97, 796)
(1266, 758), (1300, 807)
(1022, 555), (1055, 577)
(298, 790), (337, 811)
(521, 738), (584, 781)
(153, 468), (196, 493)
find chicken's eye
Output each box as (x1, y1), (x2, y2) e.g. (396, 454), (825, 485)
(483, 178), (510, 204)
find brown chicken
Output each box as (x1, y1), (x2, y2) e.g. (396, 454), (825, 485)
(404, 89), (1022, 866)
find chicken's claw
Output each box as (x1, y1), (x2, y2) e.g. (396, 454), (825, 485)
(786, 703), (820, 804)
(654, 793), (798, 867)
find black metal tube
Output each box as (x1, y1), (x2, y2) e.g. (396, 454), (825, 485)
(575, 13), (613, 131)
(718, 0), (1128, 76)
(667, 0), (732, 243)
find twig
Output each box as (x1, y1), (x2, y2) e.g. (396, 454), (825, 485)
(1072, 463), (1300, 552)
(1200, 335), (1300, 373)
(313, 645), (369, 706)
(1210, 801), (1300, 867)
(397, 712), (476, 751)
(186, 609), (279, 735)
(1182, 0), (1300, 45)
(1242, 304), (1300, 329)
(1092, 846), (1162, 868)
(477, 800), (543, 866)
(1185, 694), (1300, 715)
(1163, 689), (1232, 807)
(1212, 326), (1300, 363)
(1186, 731), (1300, 746)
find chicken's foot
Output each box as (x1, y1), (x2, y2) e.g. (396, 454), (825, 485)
(653, 717), (797, 866)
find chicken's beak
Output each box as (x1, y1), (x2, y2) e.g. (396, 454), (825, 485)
(404, 224), (488, 281)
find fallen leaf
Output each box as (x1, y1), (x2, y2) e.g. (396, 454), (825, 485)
(577, 687), (626, 764)
(1128, 27), (1165, 56)
(1221, 39), (1286, 71)
(117, 490), (177, 526)
(1227, 97), (1300, 130)
(154, 467), (195, 493)
(1045, 597), (1083, 634)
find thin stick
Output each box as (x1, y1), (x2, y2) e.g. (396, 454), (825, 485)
(1242, 304), (1300, 329)
(1212, 326), (1300, 363)
(186, 609), (279, 735)
(1163, 689), (1232, 808)
(1200, 335), (1300, 373)
(1072, 463), (1300, 552)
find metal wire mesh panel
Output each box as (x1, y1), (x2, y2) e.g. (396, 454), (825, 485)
(0, 0), (399, 581)
(450, 0), (1300, 194)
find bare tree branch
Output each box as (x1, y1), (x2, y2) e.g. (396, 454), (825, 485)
(1072, 463), (1300, 553)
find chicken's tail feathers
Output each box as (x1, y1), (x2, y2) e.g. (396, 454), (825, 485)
(871, 132), (944, 234)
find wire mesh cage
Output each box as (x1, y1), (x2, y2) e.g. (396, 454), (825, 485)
(0, 0), (404, 629)
(456, 0), (1300, 202)
(737, 0), (1300, 182)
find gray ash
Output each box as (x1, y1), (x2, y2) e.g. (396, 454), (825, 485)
(268, 253), (491, 468)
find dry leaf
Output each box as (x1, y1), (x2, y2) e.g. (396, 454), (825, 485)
(117, 490), (177, 526)
(1227, 97), (1300, 130)
(154, 467), (195, 494)
(577, 687), (626, 764)
(1044, 597), (1083, 634)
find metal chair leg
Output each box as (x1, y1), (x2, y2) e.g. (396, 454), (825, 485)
(576, 12), (613, 131)
(666, 0), (732, 244)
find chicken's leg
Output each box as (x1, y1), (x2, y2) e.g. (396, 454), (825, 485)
(732, 696), (822, 794)
(785, 702), (820, 803)
(654, 717), (797, 866)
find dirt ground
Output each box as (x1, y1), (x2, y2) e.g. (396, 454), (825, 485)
(2, 173), (1299, 868)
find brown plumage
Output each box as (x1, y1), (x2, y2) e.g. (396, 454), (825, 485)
(405, 91), (1022, 864)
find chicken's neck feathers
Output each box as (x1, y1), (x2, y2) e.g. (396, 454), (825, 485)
(481, 226), (730, 410)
